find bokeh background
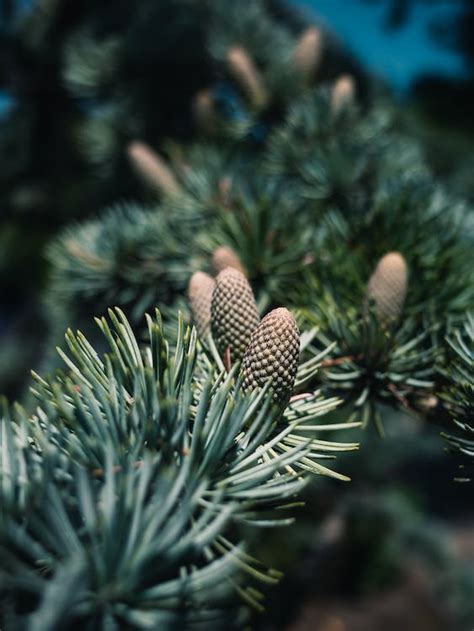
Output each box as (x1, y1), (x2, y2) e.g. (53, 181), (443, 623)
(303, 0), (474, 190)
(1, 1), (473, 629)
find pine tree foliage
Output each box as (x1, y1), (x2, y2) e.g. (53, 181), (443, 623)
(56, 0), (356, 174)
(63, 28), (121, 98)
(0, 308), (356, 627)
(201, 178), (315, 293)
(47, 202), (195, 322)
(43, 0), (473, 436)
(299, 300), (436, 434)
(1, 0), (474, 625)
(442, 312), (474, 480)
(263, 92), (397, 207)
(60, 0), (211, 174)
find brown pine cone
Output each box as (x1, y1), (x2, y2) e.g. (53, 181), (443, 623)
(366, 252), (408, 322)
(241, 307), (300, 406)
(211, 267), (259, 364)
(188, 271), (216, 339)
(212, 246), (246, 276)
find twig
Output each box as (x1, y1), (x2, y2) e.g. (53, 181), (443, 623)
(320, 353), (362, 368)
(387, 383), (410, 408)
(223, 346), (232, 373)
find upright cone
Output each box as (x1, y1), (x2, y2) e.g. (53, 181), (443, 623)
(192, 89), (217, 135)
(218, 176), (232, 207)
(226, 46), (268, 110)
(241, 308), (300, 406)
(211, 267), (260, 364)
(331, 74), (355, 113)
(293, 26), (323, 81)
(366, 252), (408, 322)
(188, 271), (216, 339)
(127, 141), (181, 195)
(212, 246), (246, 276)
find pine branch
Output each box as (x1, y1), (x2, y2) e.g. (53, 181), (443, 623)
(0, 308), (356, 626)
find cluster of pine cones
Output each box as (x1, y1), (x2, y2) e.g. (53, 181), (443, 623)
(188, 244), (408, 406)
(188, 246), (300, 407)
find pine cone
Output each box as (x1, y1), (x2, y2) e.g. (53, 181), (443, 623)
(192, 89), (217, 135)
(211, 268), (259, 364)
(293, 26), (323, 81)
(127, 141), (180, 194)
(188, 271), (215, 339)
(331, 74), (355, 113)
(212, 246), (246, 276)
(226, 46), (268, 110)
(218, 177), (232, 207)
(241, 307), (300, 406)
(366, 252), (408, 321)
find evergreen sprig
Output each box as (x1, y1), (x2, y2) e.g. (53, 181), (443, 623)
(47, 202), (195, 322)
(441, 312), (474, 480)
(297, 294), (436, 434)
(0, 308), (356, 627)
(199, 178), (315, 296)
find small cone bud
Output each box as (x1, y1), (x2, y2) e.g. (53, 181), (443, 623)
(226, 46), (268, 110)
(293, 26), (323, 81)
(211, 268), (260, 364)
(188, 271), (216, 339)
(127, 141), (181, 195)
(366, 252), (408, 322)
(331, 74), (355, 113)
(218, 176), (232, 207)
(415, 395), (439, 415)
(192, 89), (217, 135)
(212, 246), (246, 276)
(242, 308), (300, 406)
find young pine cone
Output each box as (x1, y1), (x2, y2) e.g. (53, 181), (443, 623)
(212, 246), (246, 276)
(192, 89), (217, 135)
(241, 308), (300, 407)
(366, 252), (408, 322)
(127, 141), (181, 195)
(226, 46), (268, 110)
(331, 74), (355, 114)
(293, 26), (323, 81)
(188, 271), (216, 339)
(211, 267), (259, 364)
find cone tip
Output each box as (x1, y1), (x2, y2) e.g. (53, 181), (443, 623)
(265, 307), (294, 320)
(215, 266), (247, 282)
(378, 251), (407, 270)
(188, 271), (215, 293)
